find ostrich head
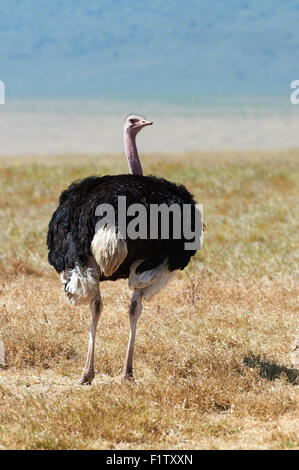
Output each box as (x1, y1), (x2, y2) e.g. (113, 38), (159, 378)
(124, 114), (153, 136)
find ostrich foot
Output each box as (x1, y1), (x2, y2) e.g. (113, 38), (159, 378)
(79, 371), (94, 385)
(121, 371), (134, 382)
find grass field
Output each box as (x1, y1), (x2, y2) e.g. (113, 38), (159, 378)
(0, 149), (298, 450)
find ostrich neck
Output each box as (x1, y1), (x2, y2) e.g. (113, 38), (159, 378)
(124, 131), (143, 176)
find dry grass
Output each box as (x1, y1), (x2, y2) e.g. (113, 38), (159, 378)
(0, 149), (298, 450)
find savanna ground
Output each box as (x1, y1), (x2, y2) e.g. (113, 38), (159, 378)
(0, 149), (298, 450)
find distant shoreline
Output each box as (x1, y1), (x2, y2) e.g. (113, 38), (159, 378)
(0, 99), (298, 155)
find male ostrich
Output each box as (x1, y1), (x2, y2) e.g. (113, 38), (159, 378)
(47, 115), (201, 384)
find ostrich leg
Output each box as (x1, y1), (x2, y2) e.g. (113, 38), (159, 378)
(80, 292), (103, 385)
(122, 289), (143, 380)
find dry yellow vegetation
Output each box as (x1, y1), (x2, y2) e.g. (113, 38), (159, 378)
(0, 149), (298, 450)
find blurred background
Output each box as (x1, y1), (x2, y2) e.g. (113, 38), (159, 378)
(0, 2), (298, 450)
(0, 0), (298, 155)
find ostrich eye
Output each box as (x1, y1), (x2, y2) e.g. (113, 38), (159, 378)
(129, 118), (137, 124)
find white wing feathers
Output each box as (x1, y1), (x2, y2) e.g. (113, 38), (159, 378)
(91, 225), (172, 301)
(91, 225), (128, 277)
(129, 259), (172, 301)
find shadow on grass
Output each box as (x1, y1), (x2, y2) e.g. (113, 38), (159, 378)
(243, 353), (299, 385)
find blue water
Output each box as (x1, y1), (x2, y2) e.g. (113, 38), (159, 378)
(0, 1), (298, 100)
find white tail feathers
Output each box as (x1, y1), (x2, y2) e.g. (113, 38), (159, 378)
(60, 265), (99, 306)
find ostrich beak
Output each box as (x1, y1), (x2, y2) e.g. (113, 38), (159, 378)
(143, 120), (153, 127)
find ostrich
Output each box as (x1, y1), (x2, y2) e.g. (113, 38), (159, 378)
(47, 114), (202, 384)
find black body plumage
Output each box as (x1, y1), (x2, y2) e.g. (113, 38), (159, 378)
(47, 174), (198, 281)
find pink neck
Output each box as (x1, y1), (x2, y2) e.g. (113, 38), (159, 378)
(124, 130), (143, 176)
